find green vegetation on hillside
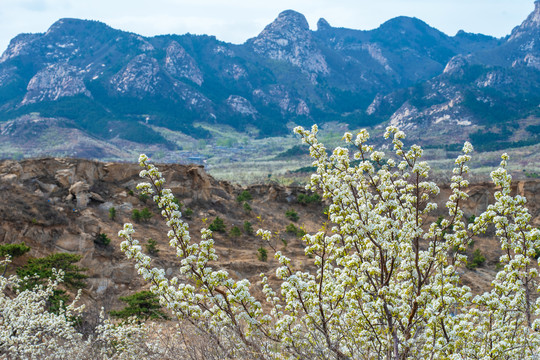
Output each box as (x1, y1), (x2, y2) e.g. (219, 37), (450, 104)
(110, 290), (169, 321)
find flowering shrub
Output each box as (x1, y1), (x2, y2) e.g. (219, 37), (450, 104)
(119, 125), (540, 359)
(0, 258), (155, 359)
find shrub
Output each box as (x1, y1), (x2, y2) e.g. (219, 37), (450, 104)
(467, 249), (486, 270)
(243, 221), (254, 235)
(138, 193), (149, 203)
(0, 242), (30, 258)
(94, 233), (111, 247)
(257, 247), (267, 262)
(108, 206), (116, 221)
(285, 209), (299, 222)
(110, 290), (169, 321)
(16, 253), (87, 313)
(0, 260), (176, 359)
(297, 192), (321, 205)
(286, 223), (305, 238)
(243, 201), (252, 213)
(140, 207), (153, 222)
(229, 226), (242, 238)
(119, 127), (540, 359)
(183, 207), (194, 219)
(175, 200), (194, 219)
(236, 190), (252, 203)
(17, 253), (87, 291)
(145, 238), (159, 255)
(208, 216), (226, 233)
(0, 243), (31, 273)
(131, 209), (142, 223)
(131, 208), (153, 223)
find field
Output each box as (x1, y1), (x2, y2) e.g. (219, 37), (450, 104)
(151, 120), (540, 185)
(1, 116), (539, 185)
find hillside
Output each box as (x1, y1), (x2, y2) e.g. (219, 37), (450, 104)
(1, 157), (539, 313)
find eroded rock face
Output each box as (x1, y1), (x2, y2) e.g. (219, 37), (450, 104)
(443, 55), (469, 75)
(165, 41), (204, 86)
(0, 66), (17, 87)
(223, 64), (247, 80)
(362, 43), (393, 73)
(509, 1), (540, 42)
(22, 64), (90, 105)
(501, 1), (540, 70)
(252, 86), (310, 116)
(110, 54), (161, 97)
(69, 181), (91, 209)
(0, 158), (240, 298)
(249, 10), (329, 76)
(0, 34), (40, 63)
(316, 18), (331, 31)
(0, 7), (538, 158)
(226, 95), (257, 117)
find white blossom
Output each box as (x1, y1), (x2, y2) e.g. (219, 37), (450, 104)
(115, 126), (540, 359)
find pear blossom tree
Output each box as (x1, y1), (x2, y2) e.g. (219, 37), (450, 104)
(0, 258), (158, 359)
(114, 125), (538, 359)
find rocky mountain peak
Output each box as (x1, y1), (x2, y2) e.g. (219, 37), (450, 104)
(443, 54), (469, 75)
(500, 1), (540, 69)
(0, 33), (40, 63)
(47, 18), (86, 30)
(521, 0), (540, 28)
(267, 10), (310, 33)
(509, 1), (540, 40)
(44, 18), (108, 38)
(317, 18), (332, 31)
(0, 9), (539, 157)
(379, 16), (428, 30)
(248, 10), (329, 76)
(164, 41), (204, 86)
(379, 15), (451, 43)
(529, 0), (540, 26)
(250, 10), (310, 44)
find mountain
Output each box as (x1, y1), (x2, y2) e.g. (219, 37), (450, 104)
(366, 1), (540, 151)
(0, 4), (538, 160)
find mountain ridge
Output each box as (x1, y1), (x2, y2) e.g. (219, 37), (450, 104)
(0, 5), (538, 162)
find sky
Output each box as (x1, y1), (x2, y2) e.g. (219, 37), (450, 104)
(0, 0), (536, 53)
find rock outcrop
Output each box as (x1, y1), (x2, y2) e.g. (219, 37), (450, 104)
(226, 95), (258, 117)
(1, 158), (539, 309)
(22, 64), (90, 105)
(164, 41), (204, 86)
(248, 10), (329, 77)
(110, 54), (162, 97)
(0, 158), (245, 302)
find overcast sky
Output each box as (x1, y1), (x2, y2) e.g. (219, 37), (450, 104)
(0, 0), (536, 53)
